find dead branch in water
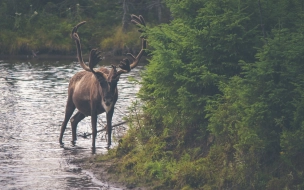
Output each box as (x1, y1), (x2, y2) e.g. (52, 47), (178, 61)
(78, 121), (127, 138)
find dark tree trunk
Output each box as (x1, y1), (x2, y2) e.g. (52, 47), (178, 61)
(157, 0), (162, 23)
(122, 0), (129, 33)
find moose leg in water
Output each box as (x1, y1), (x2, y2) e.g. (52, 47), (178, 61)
(70, 111), (86, 145)
(59, 95), (76, 146)
(106, 108), (114, 148)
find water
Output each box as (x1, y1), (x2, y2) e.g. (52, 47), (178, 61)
(0, 58), (143, 190)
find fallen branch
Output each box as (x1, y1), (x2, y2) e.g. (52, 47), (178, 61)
(78, 121), (127, 138)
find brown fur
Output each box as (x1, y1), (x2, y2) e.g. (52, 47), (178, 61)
(59, 15), (146, 152)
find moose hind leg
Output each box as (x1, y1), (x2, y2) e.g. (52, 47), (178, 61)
(59, 99), (75, 146)
(70, 111), (86, 146)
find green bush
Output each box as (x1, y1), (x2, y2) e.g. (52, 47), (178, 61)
(98, 0), (304, 189)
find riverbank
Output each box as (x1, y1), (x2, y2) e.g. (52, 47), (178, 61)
(72, 154), (148, 190)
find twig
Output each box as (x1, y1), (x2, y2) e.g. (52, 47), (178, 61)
(78, 121), (127, 138)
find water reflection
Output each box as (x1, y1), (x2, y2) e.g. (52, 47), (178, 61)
(0, 58), (143, 189)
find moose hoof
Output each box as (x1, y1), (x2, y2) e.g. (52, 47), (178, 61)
(60, 142), (64, 148)
(71, 141), (76, 146)
(105, 145), (111, 150)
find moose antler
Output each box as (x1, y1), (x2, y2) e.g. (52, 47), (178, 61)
(130, 14), (146, 29)
(88, 49), (102, 73)
(71, 21), (90, 72)
(117, 14), (147, 75)
(71, 21), (108, 79)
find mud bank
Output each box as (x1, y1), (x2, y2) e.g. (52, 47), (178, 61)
(72, 155), (148, 190)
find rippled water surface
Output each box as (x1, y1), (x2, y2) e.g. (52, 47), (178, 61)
(0, 58), (142, 190)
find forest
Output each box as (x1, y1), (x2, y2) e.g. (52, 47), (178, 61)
(0, 0), (168, 55)
(2, 0), (304, 189)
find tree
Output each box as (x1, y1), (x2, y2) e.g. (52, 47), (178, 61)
(110, 0), (304, 189)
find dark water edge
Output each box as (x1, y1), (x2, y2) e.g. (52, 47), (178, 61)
(0, 54), (148, 66)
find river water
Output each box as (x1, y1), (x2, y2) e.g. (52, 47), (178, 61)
(0, 57), (142, 190)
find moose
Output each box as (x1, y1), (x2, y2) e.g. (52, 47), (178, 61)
(59, 14), (147, 151)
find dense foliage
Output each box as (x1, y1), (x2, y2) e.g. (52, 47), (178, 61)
(99, 0), (304, 189)
(3, 0), (304, 189)
(0, 0), (169, 55)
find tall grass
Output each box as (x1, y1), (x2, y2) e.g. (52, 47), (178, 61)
(0, 24), (142, 55)
(100, 26), (142, 55)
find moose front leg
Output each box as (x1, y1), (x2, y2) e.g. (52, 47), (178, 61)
(91, 110), (98, 152)
(106, 108), (114, 148)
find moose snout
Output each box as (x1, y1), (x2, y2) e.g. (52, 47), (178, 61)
(104, 98), (113, 106)
(105, 101), (111, 106)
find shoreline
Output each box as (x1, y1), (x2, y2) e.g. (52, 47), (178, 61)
(0, 54), (148, 66)
(72, 155), (148, 190)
